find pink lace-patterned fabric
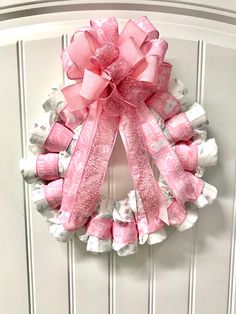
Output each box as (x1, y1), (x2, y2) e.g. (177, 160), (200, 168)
(119, 105), (167, 228)
(61, 102), (120, 230)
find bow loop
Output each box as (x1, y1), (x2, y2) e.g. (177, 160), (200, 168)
(80, 69), (110, 101)
(119, 19), (147, 47)
(135, 16), (159, 40)
(131, 55), (161, 84)
(62, 83), (89, 110)
(90, 17), (119, 45)
(118, 37), (145, 68)
(142, 38), (168, 61)
(66, 33), (94, 75)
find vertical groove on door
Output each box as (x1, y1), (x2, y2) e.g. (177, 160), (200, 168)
(17, 40), (36, 314)
(108, 148), (116, 314)
(148, 244), (155, 314)
(188, 39), (206, 314)
(67, 241), (76, 314)
(62, 33), (76, 314)
(149, 163), (157, 314)
(227, 166), (236, 314)
(196, 40), (206, 105)
(188, 224), (197, 314)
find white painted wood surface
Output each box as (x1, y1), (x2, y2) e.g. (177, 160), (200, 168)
(0, 2), (235, 314)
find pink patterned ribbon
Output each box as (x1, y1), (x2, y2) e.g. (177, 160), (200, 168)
(87, 216), (112, 239)
(165, 112), (194, 143)
(59, 16), (196, 231)
(43, 178), (63, 209)
(147, 90), (180, 120)
(59, 105), (88, 131)
(136, 103), (196, 204)
(36, 153), (59, 181)
(44, 122), (74, 152)
(167, 200), (187, 225)
(174, 143), (198, 171)
(113, 221), (138, 244)
(119, 106), (168, 225)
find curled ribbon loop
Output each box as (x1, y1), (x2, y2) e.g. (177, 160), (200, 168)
(60, 16), (196, 231)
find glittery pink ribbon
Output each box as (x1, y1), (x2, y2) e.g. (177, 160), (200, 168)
(60, 17), (197, 231)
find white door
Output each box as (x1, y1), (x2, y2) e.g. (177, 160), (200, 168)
(0, 2), (236, 314)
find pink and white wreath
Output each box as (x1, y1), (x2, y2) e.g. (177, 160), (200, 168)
(20, 17), (218, 256)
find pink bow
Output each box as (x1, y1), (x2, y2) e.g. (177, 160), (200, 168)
(60, 17), (196, 231)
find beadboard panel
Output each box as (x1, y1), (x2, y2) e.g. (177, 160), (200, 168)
(0, 44), (29, 314)
(153, 37), (199, 314)
(194, 44), (236, 314)
(23, 37), (69, 314)
(112, 135), (150, 314)
(0, 4), (235, 314)
(73, 173), (110, 314)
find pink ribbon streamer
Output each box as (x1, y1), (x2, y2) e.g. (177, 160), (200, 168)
(59, 16), (197, 231)
(61, 101), (119, 230)
(136, 103), (196, 204)
(119, 106), (168, 226)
